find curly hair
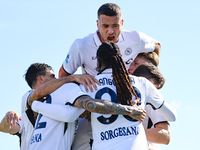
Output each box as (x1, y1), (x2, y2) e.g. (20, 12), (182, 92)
(96, 42), (138, 105)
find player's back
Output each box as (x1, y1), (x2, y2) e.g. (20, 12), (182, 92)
(79, 70), (149, 150)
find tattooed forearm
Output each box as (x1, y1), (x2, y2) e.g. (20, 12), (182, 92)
(75, 96), (132, 115)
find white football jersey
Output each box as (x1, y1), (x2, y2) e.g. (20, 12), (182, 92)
(64, 29), (157, 150)
(21, 90), (36, 150)
(79, 69), (166, 150)
(23, 83), (87, 150)
(62, 30), (156, 76)
(143, 105), (169, 150)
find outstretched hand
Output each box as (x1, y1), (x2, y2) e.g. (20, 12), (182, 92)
(73, 74), (101, 92)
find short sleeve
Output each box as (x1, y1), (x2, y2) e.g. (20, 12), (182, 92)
(21, 90), (34, 114)
(137, 31), (156, 53)
(145, 79), (164, 108)
(62, 39), (82, 74)
(145, 105), (168, 127)
(60, 83), (89, 105)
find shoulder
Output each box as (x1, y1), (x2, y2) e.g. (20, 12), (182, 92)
(122, 30), (153, 40)
(73, 32), (95, 45)
(55, 83), (80, 93)
(129, 75), (147, 84)
(122, 30), (141, 37)
(21, 90), (34, 112)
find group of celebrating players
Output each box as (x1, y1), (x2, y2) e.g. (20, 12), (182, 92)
(0, 3), (176, 150)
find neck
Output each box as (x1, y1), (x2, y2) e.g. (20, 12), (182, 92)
(97, 31), (104, 43)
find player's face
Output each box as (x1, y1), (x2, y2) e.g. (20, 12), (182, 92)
(128, 57), (147, 75)
(42, 69), (56, 83)
(97, 14), (124, 43)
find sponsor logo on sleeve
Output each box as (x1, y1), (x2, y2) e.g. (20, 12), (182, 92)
(65, 54), (70, 64)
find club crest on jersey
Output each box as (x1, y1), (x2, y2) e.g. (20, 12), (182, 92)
(124, 48), (132, 55)
(65, 54), (70, 64)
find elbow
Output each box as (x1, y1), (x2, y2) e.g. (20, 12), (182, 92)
(164, 131), (171, 145)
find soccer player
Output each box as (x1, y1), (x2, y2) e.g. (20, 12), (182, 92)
(128, 52), (159, 75)
(21, 63), (146, 150)
(128, 52), (171, 149)
(59, 3), (161, 77)
(81, 42), (176, 150)
(133, 63), (169, 150)
(59, 3), (161, 150)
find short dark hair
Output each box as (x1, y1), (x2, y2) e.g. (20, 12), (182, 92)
(97, 3), (121, 19)
(132, 63), (165, 89)
(24, 63), (52, 88)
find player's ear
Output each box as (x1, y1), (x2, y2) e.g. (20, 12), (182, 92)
(96, 20), (99, 28)
(37, 75), (44, 84)
(121, 19), (124, 26)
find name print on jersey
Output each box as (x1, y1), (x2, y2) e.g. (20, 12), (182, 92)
(101, 126), (139, 141)
(99, 77), (115, 86)
(31, 133), (42, 144)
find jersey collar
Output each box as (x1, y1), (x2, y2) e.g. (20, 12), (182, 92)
(101, 68), (112, 74)
(93, 30), (124, 47)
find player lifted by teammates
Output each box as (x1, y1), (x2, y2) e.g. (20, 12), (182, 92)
(59, 3), (161, 150)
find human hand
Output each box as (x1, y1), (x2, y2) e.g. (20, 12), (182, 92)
(73, 74), (101, 92)
(6, 111), (21, 127)
(131, 97), (140, 106)
(79, 110), (91, 122)
(129, 105), (146, 122)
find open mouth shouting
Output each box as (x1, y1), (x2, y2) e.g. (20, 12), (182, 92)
(107, 36), (115, 42)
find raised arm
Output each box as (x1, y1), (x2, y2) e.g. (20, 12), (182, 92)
(0, 111), (20, 134)
(73, 95), (146, 122)
(27, 74), (100, 106)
